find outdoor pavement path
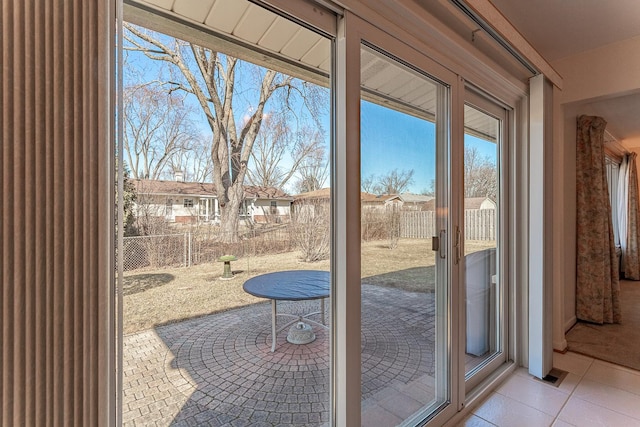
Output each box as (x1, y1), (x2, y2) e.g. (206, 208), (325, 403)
(123, 285), (436, 426)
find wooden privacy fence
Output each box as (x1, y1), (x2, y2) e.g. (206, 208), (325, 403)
(400, 209), (496, 240)
(463, 209), (496, 240)
(401, 211), (437, 239)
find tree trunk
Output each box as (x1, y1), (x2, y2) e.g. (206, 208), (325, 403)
(219, 184), (244, 243)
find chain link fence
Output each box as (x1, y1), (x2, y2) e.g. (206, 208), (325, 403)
(123, 226), (295, 271)
(123, 210), (495, 272)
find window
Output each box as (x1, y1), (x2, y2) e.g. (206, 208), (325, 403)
(117, 1), (524, 425)
(605, 156), (621, 247)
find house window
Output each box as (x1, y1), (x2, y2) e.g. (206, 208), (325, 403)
(183, 198), (194, 208)
(270, 201), (277, 215)
(166, 199), (173, 216)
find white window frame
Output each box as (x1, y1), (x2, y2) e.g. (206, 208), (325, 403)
(117, 1), (536, 425)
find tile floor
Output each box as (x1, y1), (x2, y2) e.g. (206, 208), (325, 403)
(460, 351), (640, 426)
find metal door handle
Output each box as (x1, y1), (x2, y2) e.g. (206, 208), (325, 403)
(454, 226), (462, 265)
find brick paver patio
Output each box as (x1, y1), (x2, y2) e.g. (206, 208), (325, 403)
(123, 285), (436, 426)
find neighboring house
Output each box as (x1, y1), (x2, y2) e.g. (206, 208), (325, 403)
(292, 188), (391, 213)
(132, 179), (293, 225)
(356, 192), (492, 212)
(464, 197), (497, 211)
(390, 193), (435, 210)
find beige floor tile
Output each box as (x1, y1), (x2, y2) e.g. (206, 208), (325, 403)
(472, 392), (554, 427)
(557, 396), (640, 427)
(585, 360), (640, 396)
(552, 352), (593, 377)
(573, 378), (640, 420)
(496, 374), (569, 416)
(458, 414), (496, 426)
(555, 372), (581, 395)
(551, 420), (575, 427)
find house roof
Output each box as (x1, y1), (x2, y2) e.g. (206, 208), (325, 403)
(397, 193), (434, 203)
(293, 188), (385, 203)
(243, 185), (292, 200)
(465, 197), (496, 209)
(401, 197), (495, 211)
(132, 179), (292, 200)
(293, 188), (331, 200)
(363, 193), (392, 203)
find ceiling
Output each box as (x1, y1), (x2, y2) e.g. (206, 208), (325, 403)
(488, 0), (640, 62)
(489, 0), (640, 147)
(126, 0), (496, 139)
(126, 0), (638, 146)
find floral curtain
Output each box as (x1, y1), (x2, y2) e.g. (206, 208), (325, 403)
(624, 153), (640, 279)
(576, 115), (621, 324)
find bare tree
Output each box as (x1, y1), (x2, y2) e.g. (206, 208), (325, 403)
(124, 23), (324, 242)
(361, 174), (377, 194)
(165, 135), (214, 183)
(246, 116), (324, 190)
(372, 168), (415, 195)
(464, 146), (497, 200)
(123, 83), (197, 180)
(421, 179), (436, 197)
(416, 146), (497, 200)
(294, 143), (329, 194)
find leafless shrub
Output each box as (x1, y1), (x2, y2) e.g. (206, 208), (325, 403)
(291, 199), (330, 262)
(361, 208), (401, 248)
(385, 205), (401, 249)
(361, 209), (388, 241)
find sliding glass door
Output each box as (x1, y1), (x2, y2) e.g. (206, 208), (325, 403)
(358, 39), (454, 424)
(463, 91), (508, 390)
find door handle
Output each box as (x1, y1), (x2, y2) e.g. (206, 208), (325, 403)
(454, 226), (462, 265)
(432, 230), (446, 259)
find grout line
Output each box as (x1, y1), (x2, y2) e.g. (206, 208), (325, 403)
(548, 356), (590, 426)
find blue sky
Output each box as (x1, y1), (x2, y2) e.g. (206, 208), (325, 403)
(361, 101), (436, 194)
(124, 26), (496, 194)
(361, 100), (497, 194)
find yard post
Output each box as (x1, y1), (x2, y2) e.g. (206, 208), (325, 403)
(183, 233), (187, 267)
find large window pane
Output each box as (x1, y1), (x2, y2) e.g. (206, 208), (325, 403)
(360, 44), (449, 425)
(463, 104), (501, 378)
(120, 2), (332, 425)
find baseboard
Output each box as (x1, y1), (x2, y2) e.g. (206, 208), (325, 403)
(553, 338), (567, 352)
(564, 316), (577, 333)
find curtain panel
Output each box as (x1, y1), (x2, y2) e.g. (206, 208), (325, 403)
(624, 153), (640, 279)
(575, 115), (621, 324)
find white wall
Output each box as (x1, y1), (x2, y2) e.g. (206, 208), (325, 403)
(552, 35), (640, 346)
(553, 36), (640, 105)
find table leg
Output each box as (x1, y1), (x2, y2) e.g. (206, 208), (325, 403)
(271, 299), (277, 352)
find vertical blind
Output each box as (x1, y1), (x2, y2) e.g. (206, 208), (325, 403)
(1, 1), (114, 425)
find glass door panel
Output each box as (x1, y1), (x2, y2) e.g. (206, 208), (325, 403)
(463, 101), (505, 383)
(360, 44), (449, 425)
(120, 2), (333, 425)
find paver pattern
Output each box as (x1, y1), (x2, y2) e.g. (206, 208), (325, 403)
(123, 285), (436, 426)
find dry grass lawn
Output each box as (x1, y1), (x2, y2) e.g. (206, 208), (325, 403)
(123, 238), (494, 334)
